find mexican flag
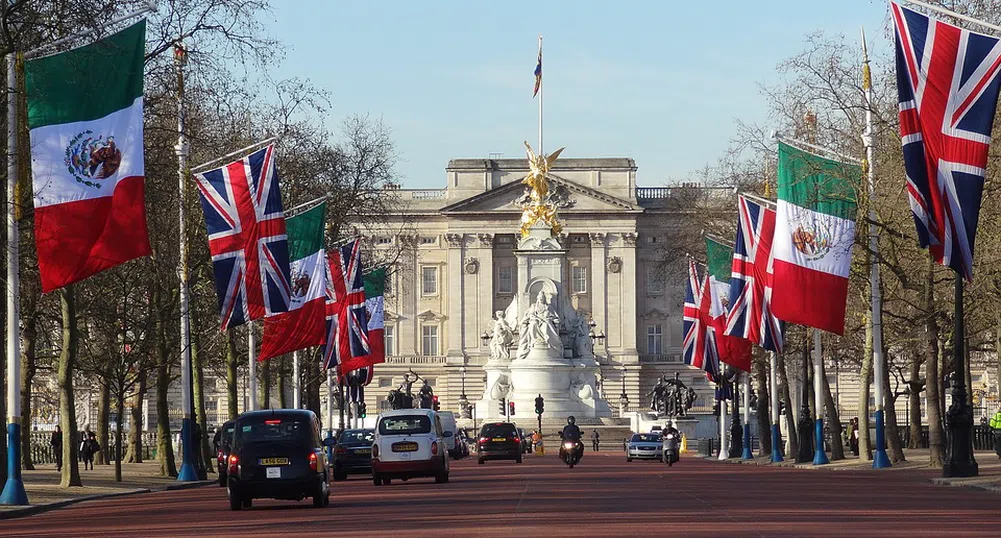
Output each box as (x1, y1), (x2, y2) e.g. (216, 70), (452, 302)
(771, 142), (859, 335)
(705, 237), (752, 371)
(338, 267), (387, 375)
(25, 20), (151, 292)
(259, 203), (327, 361)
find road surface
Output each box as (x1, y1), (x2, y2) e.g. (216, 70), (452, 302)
(4, 451), (999, 537)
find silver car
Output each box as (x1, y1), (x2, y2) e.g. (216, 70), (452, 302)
(625, 433), (663, 461)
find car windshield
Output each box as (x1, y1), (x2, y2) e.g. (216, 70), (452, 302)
(339, 430), (375, 444)
(480, 424), (516, 437)
(379, 416), (431, 435)
(632, 434), (660, 443)
(237, 417), (309, 444)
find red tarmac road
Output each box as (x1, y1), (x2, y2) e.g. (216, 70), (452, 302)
(4, 452), (1000, 537)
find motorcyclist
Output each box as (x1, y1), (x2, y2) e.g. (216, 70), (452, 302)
(662, 422), (680, 440)
(561, 416), (584, 460)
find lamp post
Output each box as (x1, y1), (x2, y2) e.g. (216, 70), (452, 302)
(457, 366), (469, 419)
(617, 364), (629, 415)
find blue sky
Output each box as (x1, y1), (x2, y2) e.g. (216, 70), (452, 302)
(267, 1), (890, 188)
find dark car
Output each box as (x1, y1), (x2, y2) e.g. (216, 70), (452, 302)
(332, 429), (375, 481)
(213, 420), (236, 486)
(477, 422), (522, 464)
(226, 409), (334, 510)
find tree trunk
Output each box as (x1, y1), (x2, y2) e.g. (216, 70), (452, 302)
(226, 328), (239, 420)
(278, 356), (288, 409)
(260, 358), (271, 409)
(822, 367), (845, 460)
(1, 337), (5, 485)
(125, 370), (146, 463)
(59, 286), (82, 487)
(19, 302), (37, 470)
(191, 326), (213, 472)
(96, 379), (110, 465)
(777, 352), (798, 457)
(306, 351), (321, 416)
(858, 310), (874, 461)
(114, 392), (125, 482)
(908, 353), (923, 449)
(925, 261), (945, 468)
(154, 285), (177, 478)
(754, 355), (771, 457)
(881, 354), (906, 462)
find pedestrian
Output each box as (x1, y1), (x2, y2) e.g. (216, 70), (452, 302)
(591, 429), (600, 452)
(848, 417), (860, 457)
(79, 429), (89, 463)
(50, 425), (63, 471)
(82, 431), (100, 470)
(989, 407), (1001, 459)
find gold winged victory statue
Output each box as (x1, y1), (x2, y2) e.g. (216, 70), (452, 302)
(520, 141), (565, 237)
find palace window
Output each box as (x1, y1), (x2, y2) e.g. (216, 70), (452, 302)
(378, 377), (392, 388)
(646, 265), (664, 295)
(384, 325), (395, 356)
(421, 325), (439, 356)
(497, 266), (514, 294)
(420, 236), (436, 245)
(647, 324), (663, 355)
(572, 266), (587, 294)
(421, 266), (438, 296)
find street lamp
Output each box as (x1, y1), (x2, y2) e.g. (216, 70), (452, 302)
(457, 366), (469, 419)
(618, 364), (629, 414)
(480, 331), (491, 346)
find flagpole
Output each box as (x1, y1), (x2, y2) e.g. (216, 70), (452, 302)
(173, 44), (197, 482)
(1, 52), (27, 506)
(718, 381), (728, 460)
(812, 330), (829, 465)
(903, 0), (1001, 34)
(189, 136), (279, 174)
(538, 34), (543, 155)
(861, 27), (891, 470)
(248, 324), (258, 410)
(772, 132), (863, 165)
(742, 372), (753, 459)
(326, 369), (335, 461)
(769, 352), (783, 462)
(293, 351), (301, 409)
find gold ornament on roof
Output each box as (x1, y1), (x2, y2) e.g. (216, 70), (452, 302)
(520, 141), (565, 237)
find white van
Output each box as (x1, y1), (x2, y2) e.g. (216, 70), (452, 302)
(371, 409), (450, 485)
(436, 411), (460, 458)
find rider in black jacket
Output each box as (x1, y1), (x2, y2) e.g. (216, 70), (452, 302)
(561, 416), (584, 459)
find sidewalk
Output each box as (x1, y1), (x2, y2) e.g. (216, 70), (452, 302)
(0, 460), (213, 519)
(709, 447), (1001, 493)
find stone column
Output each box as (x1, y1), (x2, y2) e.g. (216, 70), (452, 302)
(619, 232), (639, 358)
(445, 233), (465, 363)
(475, 234), (494, 360)
(589, 233), (608, 355)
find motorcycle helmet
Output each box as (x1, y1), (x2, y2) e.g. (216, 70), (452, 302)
(567, 416), (576, 425)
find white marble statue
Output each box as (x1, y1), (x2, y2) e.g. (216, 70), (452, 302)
(517, 291), (561, 360)
(489, 310), (515, 362)
(570, 310), (591, 358)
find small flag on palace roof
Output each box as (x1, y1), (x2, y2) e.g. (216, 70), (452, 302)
(891, 1), (1001, 282)
(705, 237), (752, 372)
(337, 267), (388, 375)
(771, 142), (859, 335)
(322, 240), (370, 370)
(724, 195), (784, 353)
(26, 20), (151, 292)
(259, 203), (327, 361)
(193, 143), (291, 330)
(533, 39), (542, 97)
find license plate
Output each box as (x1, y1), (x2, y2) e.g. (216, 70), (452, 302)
(392, 442), (418, 452)
(354, 449), (371, 455)
(266, 467), (281, 479)
(492, 438), (506, 442)
(260, 457), (289, 465)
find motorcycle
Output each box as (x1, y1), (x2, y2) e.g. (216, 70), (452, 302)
(560, 439), (583, 468)
(662, 431), (680, 466)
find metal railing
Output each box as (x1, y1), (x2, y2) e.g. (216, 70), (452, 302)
(639, 353), (682, 363)
(385, 355), (448, 365)
(636, 187), (671, 199)
(27, 431), (158, 465)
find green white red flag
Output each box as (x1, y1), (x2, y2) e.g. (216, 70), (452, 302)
(705, 237), (752, 371)
(259, 203), (327, 360)
(25, 20), (151, 292)
(771, 142), (859, 335)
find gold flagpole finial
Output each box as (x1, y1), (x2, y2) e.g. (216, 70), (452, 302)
(861, 25), (872, 92)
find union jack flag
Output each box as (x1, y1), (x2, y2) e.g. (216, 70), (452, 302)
(682, 259), (719, 382)
(194, 144), (291, 330)
(321, 240), (370, 370)
(724, 195), (784, 353)
(892, 2), (1001, 281)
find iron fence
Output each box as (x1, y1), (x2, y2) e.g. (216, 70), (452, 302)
(27, 431), (158, 465)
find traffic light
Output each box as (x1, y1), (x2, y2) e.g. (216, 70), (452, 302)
(508, 401), (515, 416)
(535, 394), (544, 415)
(498, 398), (506, 415)
(359, 403), (367, 418)
(432, 395), (440, 411)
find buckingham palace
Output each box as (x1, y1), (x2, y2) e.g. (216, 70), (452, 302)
(354, 155), (723, 420)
